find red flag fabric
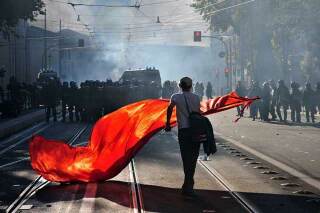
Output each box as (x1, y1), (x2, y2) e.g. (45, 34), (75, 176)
(29, 92), (258, 182)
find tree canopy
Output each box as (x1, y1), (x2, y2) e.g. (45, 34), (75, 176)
(0, 0), (45, 37)
(191, 0), (320, 82)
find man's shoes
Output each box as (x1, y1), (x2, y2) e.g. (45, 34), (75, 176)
(181, 189), (197, 199)
(199, 155), (211, 161)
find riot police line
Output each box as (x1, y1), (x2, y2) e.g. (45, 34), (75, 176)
(0, 76), (215, 122)
(236, 80), (320, 123)
(2, 75), (319, 124)
(44, 77), (162, 123)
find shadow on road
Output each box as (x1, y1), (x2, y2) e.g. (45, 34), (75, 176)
(35, 180), (320, 213)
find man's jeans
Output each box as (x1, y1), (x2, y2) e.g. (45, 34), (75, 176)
(178, 128), (200, 192)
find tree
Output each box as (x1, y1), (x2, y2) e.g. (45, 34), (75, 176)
(191, 0), (277, 82)
(192, 0), (320, 83)
(0, 0), (45, 38)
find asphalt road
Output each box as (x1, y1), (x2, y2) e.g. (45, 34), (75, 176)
(209, 109), (320, 185)
(0, 118), (320, 213)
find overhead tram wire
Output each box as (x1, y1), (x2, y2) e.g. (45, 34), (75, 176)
(48, 0), (224, 26)
(50, 0), (140, 8)
(162, 0), (256, 25)
(47, 0), (208, 42)
(139, 0), (181, 6)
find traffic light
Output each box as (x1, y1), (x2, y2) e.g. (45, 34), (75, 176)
(194, 31), (202, 42)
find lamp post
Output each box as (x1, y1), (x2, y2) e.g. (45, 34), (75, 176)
(44, 9), (48, 71)
(203, 35), (233, 91)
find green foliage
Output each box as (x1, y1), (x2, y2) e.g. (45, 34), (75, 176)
(191, 0), (320, 81)
(0, 0), (45, 37)
(191, 0), (239, 32)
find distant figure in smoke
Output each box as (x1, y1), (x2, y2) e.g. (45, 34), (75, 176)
(199, 83), (204, 100)
(290, 82), (302, 123)
(276, 80), (290, 122)
(269, 80), (278, 121)
(303, 83), (316, 123)
(260, 81), (271, 121)
(162, 80), (173, 99)
(206, 82), (213, 99)
(194, 82), (200, 97)
(248, 81), (261, 121)
(172, 81), (179, 94)
(235, 81), (246, 117)
(165, 77), (201, 198)
(316, 82), (320, 115)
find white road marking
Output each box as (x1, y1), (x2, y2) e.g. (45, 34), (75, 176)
(215, 132), (320, 191)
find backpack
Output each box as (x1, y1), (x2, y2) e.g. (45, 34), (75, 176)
(183, 94), (217, 155)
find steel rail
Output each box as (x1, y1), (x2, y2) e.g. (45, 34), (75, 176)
(0, 121), (46, 147)
(5, 125), (89, 213)
(0, 123), (50, 156)
(0, 115), (63, 157)
(170, 131), (258, 213)
(129, 159), (145, 213)
(198, 160), (259, 213)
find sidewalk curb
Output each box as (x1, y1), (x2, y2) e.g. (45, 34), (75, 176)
(0, 110), (45, 139)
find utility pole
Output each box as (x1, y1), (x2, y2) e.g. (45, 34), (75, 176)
(44, 9), (47, 71)
(59, 19), (62, 77)
(24, 20), (29, 83)
(228, 38), (233, 90)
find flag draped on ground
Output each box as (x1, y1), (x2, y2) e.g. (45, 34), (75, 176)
(29, 91), (258, 182)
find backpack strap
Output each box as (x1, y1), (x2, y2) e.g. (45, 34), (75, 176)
(183, 93), (191, 114)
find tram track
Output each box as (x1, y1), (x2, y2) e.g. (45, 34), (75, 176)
(0, 122), (50, 156)
(129, 158), (144, 213)
(198, 160), (258, 213)
(170, 131), (258, 213)
(5, 125), (88, 213)
(0, 115), (64, 158)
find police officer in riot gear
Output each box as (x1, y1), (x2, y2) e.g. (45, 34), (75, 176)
(248, 81), (261, 121)
(206, 82), (213, 99)
(269, 80), (278, 120)
(43, 77), (58, 122)
(61, 82), (69, 122)
(316, 82), (320, 115)
(68, 81), (80, 122)
(276, 80), (290, 122)
(303, 82), (316, 123)
(290, 82), (302, 123)
(260, 82), (271, 121)
(235, 81), (246, 117)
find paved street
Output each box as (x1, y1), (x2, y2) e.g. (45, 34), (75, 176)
(1, 118), (320, 212)
(210, 109), (320, 184)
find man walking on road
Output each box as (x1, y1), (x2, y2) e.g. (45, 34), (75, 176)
(165, 77), (201, 198)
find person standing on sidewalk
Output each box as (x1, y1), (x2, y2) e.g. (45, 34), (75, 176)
(165, 77), (201, 198)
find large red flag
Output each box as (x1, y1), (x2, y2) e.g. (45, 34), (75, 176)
(29, 92), (258, 182)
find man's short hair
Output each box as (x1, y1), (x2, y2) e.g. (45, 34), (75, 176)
(179, 77), (192, 91)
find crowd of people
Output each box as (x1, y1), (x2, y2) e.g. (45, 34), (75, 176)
(236, 80), (320, 123)
(162, 80), (214, 100)
(0, 76), (161, 122)
(43, 78), (161, 123)
(3, 75), (319, 124)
